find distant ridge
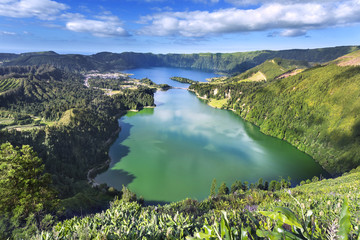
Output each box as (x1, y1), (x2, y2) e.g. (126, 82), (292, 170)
(331, 49), (360, 66)
(19, 51), (59, 56)
(2, 45), (359, 74)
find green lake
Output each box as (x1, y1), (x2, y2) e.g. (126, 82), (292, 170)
(95, 67), (328, 202)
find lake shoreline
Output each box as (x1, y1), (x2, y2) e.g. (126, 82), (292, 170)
(94, 67), (328, 202)
(189, 87), (332, 178)
(87, 105), (156, 188)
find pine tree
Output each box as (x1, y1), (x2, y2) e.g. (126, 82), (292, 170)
(210, 178), (217, 197)
(218, 182), (229, 196)
(0, 143), (58, 239)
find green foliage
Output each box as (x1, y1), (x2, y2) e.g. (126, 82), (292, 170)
(0, 65), (155, 218)
(122, 185), (137, 203)
(228, 58), (309, 82)
(257, 198), (358, 240)
(218, 182), (230, 196)
(338, 198), (351, 240)
(88, 76), (127, 90)
(188, 211), (240, 240)
(230, 180), (242, 193)
(36, 200), (198, 239)
(171, 76), (199, 84)
(35, 170), (360, 239)
(210, 178), (217, 197)
(140, 78), (171, 90)
(0, 142), (58, 239)
(0, 77), (21, 93)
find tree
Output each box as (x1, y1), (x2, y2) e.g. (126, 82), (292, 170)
(121, 185), (137, 202)
(287, 176), (292, 187)
(280, 178), (287, 189)
(312, 176), (319, 183)
(218, 182), (229, 196)
(0, 143), (58, 239)
(256, 178), (264, 190)
(242, 181), (249, 191)
(210, 178), (217, 197)
(269, 180), (277, 192)
(230, 180), (242, 193)
(264, 181), (269, 190)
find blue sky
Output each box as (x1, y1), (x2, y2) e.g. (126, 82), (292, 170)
(0, 0), (359, 54)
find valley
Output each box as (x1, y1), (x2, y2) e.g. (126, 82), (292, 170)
(0, 46), (360, 239)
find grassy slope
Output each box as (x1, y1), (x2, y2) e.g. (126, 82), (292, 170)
(236, 63), (360, 174)
(228, 58), (309, 82)
(35, 168), (360, 239)
(332, 49), (360, 66)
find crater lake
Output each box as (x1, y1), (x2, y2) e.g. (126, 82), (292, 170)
(95, 67), (328, 202)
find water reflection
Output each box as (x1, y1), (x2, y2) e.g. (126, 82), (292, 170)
(95, 67), (328, 202)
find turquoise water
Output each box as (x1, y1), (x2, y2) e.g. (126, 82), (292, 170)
(95, 67), (327, 202)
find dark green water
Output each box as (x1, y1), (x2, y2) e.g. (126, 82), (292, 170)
(95, 67), (327, 202)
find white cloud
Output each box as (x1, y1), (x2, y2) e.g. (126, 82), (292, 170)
(193, 0), (219, 3)
(66, 15), (129, 37)
(139, 0), (360, 37)
(0, 0), (67, 20)
(0, 30), (16, 35)
(280, 29), (307, 37)
(226, 0), (349, 6)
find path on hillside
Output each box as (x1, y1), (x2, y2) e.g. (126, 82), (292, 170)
(259, 71), (267, 81)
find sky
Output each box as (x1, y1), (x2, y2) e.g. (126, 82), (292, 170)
(0, 0), (360, 54)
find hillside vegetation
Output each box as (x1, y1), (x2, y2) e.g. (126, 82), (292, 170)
(190, 52), (360, 174)
(227, 58), (309, 82)
(0, 78), (21, 93)
(35, 168), (360, 239)
(0, 65), (157, 238)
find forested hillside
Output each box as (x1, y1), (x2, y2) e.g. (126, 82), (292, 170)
(0, 65), (155, 238)
(0, 53), (18, 62)
(3, 45), (359, 74)
(190, 52), (360, 174)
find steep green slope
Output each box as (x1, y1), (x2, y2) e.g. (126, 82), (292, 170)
(6, 54), (100, 72)
(160, 46), (359, 73)
(0, 78), (21, 93)
(34, 168), (360, 239)
(332, 49), (360, 66)
(227, 58), (309, 82)
(0, 65), (155, 214)
(0, 53), (18, 63)
(190, 54), (360, 174)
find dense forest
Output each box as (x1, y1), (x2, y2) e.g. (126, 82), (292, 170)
(1, 46), (360, 238)
(0, 65), (155, 238)
(170, 76), (199, 84)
